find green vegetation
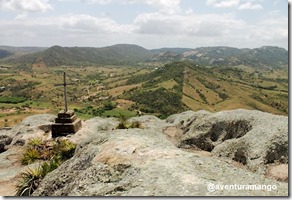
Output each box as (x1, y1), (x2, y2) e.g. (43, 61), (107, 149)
(20, 138), (76, 165)
(52, 139), (76, 161)
(0, 54), (288, 127)
(127, 62), (184, 86)
(0, 96), (26, 104)
(129, 87), (186, 119)
(16, 158), (60, 196)
(21, 149), (41, 165)
(5, 44), (153, 67)
(74, 102), (136, 119)
(116, 114), (142, 129)
(103, 108), (136, 118)
(17, 138), (76, 196)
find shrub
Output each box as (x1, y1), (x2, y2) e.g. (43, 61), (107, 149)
(116, 113), (142, 129)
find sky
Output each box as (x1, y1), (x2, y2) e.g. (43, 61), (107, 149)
(0, 0), (289, 49)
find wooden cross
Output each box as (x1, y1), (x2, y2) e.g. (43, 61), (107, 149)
(54, 72), (73, 113)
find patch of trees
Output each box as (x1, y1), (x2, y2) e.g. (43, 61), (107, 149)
(217, 67), (244, 80)
(127, 62), (184, 86)
(0, 96), (26, 104)
(251, 93), (287, 114)
(196, 89), (208, 104)
(218, 92), (229, 100)
(74, 101), (117, 117)
(128, 87), (185, 119)
(197, 77), (220, 90)
(256, 85), (278, 91)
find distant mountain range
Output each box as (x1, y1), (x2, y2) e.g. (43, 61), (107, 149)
(0, 46), (47, 59)
(0, 44), (288, 69)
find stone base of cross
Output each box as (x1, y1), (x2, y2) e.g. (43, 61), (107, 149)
(52, 110), (82, 137)
(52, 72), (82, 137)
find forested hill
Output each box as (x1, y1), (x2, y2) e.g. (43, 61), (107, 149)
(150, 46), (288, 69)
(0, 44), (288, 69)
(1, 44), (153, 67)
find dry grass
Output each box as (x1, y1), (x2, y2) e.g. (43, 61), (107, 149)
(108, 83), (141, 97)
(158, 80), (178, 90)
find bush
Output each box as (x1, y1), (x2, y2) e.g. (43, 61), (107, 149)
(116, 114), (142, 129)
(103, 101), (116, 110)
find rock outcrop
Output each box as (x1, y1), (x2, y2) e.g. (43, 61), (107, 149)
(176, 109), (288, 174)
(0, 110), (288, 196)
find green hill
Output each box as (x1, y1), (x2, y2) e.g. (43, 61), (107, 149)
(0, 45), (288, 69)
(3, 44), (153, 67)
(149, 46), (288, 69)
(121, 61), (288, 117)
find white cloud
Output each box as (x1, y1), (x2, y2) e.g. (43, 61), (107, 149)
(59, 14), (135, 33)
(245, 16), (287, 47)
(238, 2), (263, 10)
(207, 0), (240, 8)
(207, 0), (264, 10)
(143, 0), (181, 14)
(0, 0), (287, 49)
(84, 0), (112, 4)
(134, 12), (245, 37)
(0, 0), (52, 12)
(77, 0), (181, 14)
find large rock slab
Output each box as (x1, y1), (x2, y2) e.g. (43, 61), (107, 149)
(0, 110), (288, 196)
(33, 113), (288, 196)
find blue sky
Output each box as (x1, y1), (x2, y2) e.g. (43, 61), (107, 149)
(0, 0), (288, 49)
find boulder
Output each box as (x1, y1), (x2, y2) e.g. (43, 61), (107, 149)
(177, 109), (288, 174)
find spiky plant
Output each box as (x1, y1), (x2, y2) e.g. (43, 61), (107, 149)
(116, 113), (142, 129)
(52, 139), (76, 161)
(26, 138), (44, 150)
(116, 113), (130, 129)
(21, 149), (41, 165)
(16, 138), (77, 196)
(16, 158), (61, 196)
(15, 165), (43, 196)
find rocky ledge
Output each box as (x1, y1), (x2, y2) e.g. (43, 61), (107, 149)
(0, 109), (288, 196)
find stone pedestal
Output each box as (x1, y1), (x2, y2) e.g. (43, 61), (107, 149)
(51, 110), (82, 138)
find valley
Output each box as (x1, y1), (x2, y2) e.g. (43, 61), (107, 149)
(0, 45), (288, 127)
(0, 64), (287, 128)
